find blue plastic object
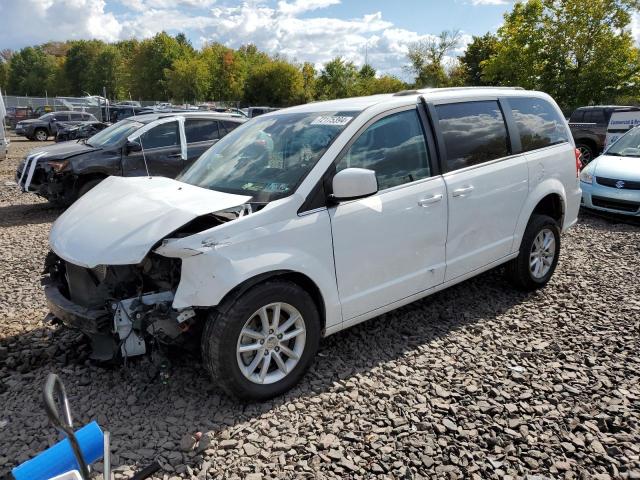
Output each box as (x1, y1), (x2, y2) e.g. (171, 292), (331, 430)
(12, 421), (104, 480)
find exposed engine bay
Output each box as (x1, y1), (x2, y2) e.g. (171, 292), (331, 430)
(43, 251), (198, 361)
(42, 203), (260, 362)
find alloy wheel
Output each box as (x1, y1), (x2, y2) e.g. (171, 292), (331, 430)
(529, 228), (556, 279)
(35, 130), (48, 141)
(236, 302), (306, 385)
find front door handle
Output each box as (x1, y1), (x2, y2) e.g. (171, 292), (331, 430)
(451, 185), (474, 197)
(168, 153), (182, 158)
(418, 194), (443, 207)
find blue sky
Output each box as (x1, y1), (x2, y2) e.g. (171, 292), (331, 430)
(0, 0), (514, 78)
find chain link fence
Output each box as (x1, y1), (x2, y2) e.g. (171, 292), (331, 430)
(2, 94), (244, 128)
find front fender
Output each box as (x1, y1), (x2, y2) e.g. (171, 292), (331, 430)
(161, 209), (343, 330)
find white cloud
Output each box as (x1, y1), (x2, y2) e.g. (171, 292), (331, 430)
(278, 0), (340, 16)
(470, 0), (508, 5)
(0, 0), (122, 46)
(0, 0), (474, 80)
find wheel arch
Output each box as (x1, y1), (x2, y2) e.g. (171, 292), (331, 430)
(213, 270), (328, 334)
(512, 181), (566, 252)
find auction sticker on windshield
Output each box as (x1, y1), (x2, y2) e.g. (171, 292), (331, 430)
(311, 116), (353, 126)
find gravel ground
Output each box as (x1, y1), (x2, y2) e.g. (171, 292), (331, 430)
(0, 134), (639, 480)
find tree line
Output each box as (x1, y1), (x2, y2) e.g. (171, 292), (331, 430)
(1, 0), (639, 112)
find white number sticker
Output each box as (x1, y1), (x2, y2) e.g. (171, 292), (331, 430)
(311, 116), (353, 126)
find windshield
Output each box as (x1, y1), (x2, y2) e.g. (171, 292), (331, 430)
(178, 110), (358, 202)
(86, 120), (143, 148)
(606, 127), (640, 157)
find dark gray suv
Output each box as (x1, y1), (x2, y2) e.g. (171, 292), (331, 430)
(16, 112), (245, 206)
(15, 111), (98, 141)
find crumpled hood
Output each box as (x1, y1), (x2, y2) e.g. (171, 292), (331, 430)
(27, 141), (101, 161)
(50, 176), (251, 268)
(592, 154), (640, 181)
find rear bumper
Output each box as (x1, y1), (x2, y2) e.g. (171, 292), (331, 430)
(44, 284), (111, 335)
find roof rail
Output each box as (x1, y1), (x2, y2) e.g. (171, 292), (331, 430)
(393, 86), (525, 96)
(393, 90), (421, 96)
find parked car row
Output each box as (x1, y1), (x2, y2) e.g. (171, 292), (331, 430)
(15, 111), (98, 141)
(29, 87), (582, 399)
(16, 112), (245, 206)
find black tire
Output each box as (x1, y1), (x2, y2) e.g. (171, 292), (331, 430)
(201, 280), (321, 400)
(576, 142), (594, 166)
(34, 128), (49, 142)
(506, 214), (561, 291)
(77, 178), (104, 199)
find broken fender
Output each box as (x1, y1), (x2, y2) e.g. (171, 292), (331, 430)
(49, 176), (250, 268)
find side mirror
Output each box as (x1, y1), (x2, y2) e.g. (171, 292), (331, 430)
(330, 168), (378, 202)
(125, 140), (142, 153)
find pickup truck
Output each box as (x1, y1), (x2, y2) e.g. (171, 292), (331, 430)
(568, 105), (640, 164)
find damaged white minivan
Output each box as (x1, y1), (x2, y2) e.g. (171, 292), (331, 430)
(44, 88), (581, 399)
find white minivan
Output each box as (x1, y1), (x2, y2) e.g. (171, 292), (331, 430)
(44, 88), (581, 399)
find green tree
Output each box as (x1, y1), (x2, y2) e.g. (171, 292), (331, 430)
(166, 56), (211, 102)
(130, 32), (193, 100)
(317, 57), (359, 99)
(64, 40), (106, 95)
(7, 47), (56, 95)
(0, 61), (8, 91)
(92, 45), (124, 98)
(244, 60), (304, 106)
(406, 30), (461, 87)
(459, 33), (499, 86)
(482, 0), (640, 110)
(201, 43), (246, 101)
(301, 62), (317, 102)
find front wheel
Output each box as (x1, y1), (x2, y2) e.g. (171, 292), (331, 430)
(506, 214), (561, 291)
(34, 128), (49, 142)
(201, 280), (321, 400)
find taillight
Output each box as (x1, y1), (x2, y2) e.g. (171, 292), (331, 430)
(575, 148), (582, 176)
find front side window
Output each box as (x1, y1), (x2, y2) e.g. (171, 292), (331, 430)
(509, 97), (569, 152)
(179, 110), (357, 202)
(139, 121), (179, 149)
(335, 109), (430, 190)
(436, 101), (509, 171)
(70, 112), (83, 121)
(185, 119), (220, 143)
(86, 120), (143, 149)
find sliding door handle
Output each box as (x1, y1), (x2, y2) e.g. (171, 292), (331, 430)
(451, 185), (474, 197)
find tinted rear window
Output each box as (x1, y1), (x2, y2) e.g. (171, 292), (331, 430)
(436, 101), (509, 171)
(569, 110), (584, 122)
(583, 109), (605, 124)
(509, 97), (569, 152)
(220, 120), (242, 135)
(185, 119), (220, 143)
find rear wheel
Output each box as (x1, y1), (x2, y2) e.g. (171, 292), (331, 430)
(506, 214), (561, 291)
(201, 280), (320, 400)
(34, 129), (49, 142)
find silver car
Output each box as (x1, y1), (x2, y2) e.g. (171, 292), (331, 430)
(580, 126), (640, 216)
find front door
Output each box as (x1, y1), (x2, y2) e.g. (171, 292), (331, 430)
(123, 120), (185, 178)
(432, 100), (529, 281)
(329, 108), (447, 320)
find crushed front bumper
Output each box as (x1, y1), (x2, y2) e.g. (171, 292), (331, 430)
(44, 283), (110, 335)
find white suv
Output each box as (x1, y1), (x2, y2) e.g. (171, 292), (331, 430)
(44, 87), (581, 399)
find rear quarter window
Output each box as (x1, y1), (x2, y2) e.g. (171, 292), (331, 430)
(436, 100), (510, 171)
(509, 97), (569, 152)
